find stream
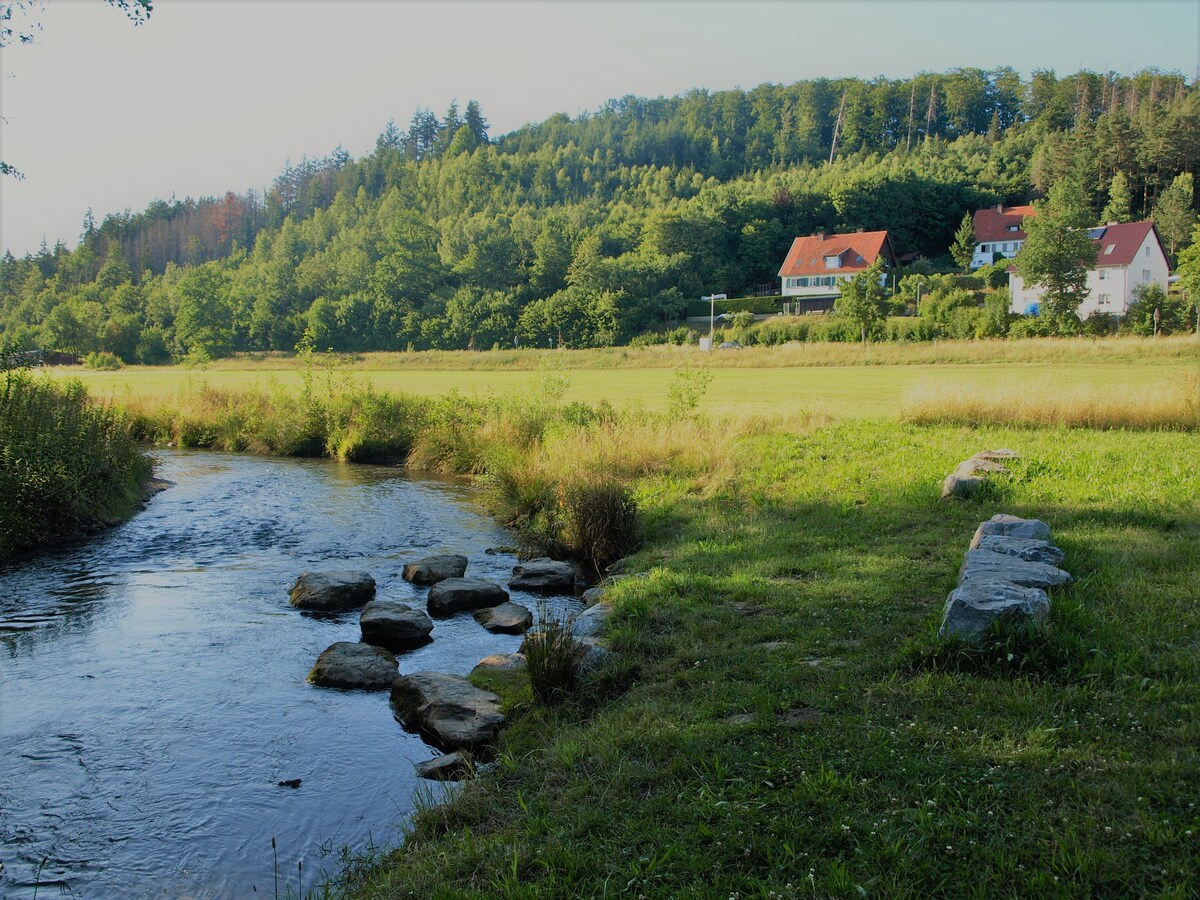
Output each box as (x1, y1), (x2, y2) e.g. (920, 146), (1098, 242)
(0, 450), (575, 898)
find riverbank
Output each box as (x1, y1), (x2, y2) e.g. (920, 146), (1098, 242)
(0, 370), (153, 561)
(345, 418), (1198, 897)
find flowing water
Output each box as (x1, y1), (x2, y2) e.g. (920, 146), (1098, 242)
(0, 451), (576, 898)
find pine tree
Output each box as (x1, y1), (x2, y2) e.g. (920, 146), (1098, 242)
(1152, 173), (1197, 257)
(1100, 172), (1133, 223)
(950, 212), (975, 272)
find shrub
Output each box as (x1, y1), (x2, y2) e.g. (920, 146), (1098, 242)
(555, 476), (639, 572)
(1, 371), (150, 558)
(84, 351), (124, 370)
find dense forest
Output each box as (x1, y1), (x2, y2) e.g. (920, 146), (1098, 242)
(2, 68), (1198, 358)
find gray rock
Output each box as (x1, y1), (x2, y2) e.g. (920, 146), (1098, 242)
(426, 578), (509, 618)
(473, 602), (533, 634)
(941, 451), (1018, 500)
(360, 600), (433, 650)
(471, 652), (527, 675)
(574, 636), (610, 675)
(939, 581), (1051, 640)
(571, 602), (612, 639)
(958, 548), (1073, 591)
(308, 642), (398, 690)
(941, 473), (986, 500)
(508, 558), (577, 594)
(289, 571), (376, 611)
(415, 752), (473, 781)
(970, 514), (1052, 546)
(403, 554), (468, 586)
(604, 556), (636, 577)
(975, 534), (1065, 567)
(581, 586), (606, 607)
(390, 672), (505, 750)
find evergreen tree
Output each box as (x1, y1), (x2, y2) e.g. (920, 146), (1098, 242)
(1100, 172), (1133, 223)
(950, 212), (975, 272)
(1152, 172), (1197, 257)
(464, 100), (489, 145)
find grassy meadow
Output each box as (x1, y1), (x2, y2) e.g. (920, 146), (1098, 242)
(52, 334), (1200, 421)
(37, 334), (1200, 895)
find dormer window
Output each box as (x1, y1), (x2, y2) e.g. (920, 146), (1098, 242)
(855, 255), (863, 263)
(1104, 245), (1116, 255)
(1006, 225), (1019, 232)
(824, 255), (841, 269)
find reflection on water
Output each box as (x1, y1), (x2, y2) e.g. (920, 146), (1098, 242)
(0, 451), (578, 898)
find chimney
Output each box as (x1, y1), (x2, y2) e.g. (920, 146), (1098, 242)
(816, 230), (826, 241)
(856, 228), (864, 233)
(1107, 221), (1118, 226)
(995, 204), (1004, 213)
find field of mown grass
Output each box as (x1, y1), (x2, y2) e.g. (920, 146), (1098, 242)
(51, 335), (1200, 421)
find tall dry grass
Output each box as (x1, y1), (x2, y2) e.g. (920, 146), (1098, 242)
(902, 372), (1200, 431)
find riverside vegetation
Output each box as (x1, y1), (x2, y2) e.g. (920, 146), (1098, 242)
(0, 367), (151, 559)
(101, 339), (1199, 896)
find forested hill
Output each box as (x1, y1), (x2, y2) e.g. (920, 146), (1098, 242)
(2, 68), (1198, 359)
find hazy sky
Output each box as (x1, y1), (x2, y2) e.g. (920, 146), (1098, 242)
(1, 0), (1197, 257)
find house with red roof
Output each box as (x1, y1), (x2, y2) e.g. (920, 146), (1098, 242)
(1009, 220), (1170, 318)
(777, 230), (896, 312)
(971, 204), (1036, 269)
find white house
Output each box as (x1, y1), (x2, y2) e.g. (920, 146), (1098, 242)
(971, 204), (1036, 269)
(777, 230), (895, 313)
(1008, 220), (1170, 318)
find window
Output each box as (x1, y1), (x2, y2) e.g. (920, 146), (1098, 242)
(1145, 246), (1150, 257)
(1006, 225), (1020, 232)
(1143, 269), (1151, 281)
(1098, 269), (1108, 280)
(980, 244), (990, 252)
(1098, 294), (1111, 305)
(824, 255), (841, 269)
(799, 277), (809, 287)
(1104, 245), (1116, 255)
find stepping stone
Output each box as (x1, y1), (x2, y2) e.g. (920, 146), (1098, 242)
(308, 642), (397, 690)
(508, 558), (577, 594)
(473, 602), (533, 634)
(427, 578), (509, 617)
(403, 554), (468, 586)
(289, 570), (376, 611)
(391, 671), (505, 751)
(360, 600), (433, 650)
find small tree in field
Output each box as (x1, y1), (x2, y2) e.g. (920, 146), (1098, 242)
(950, 212), (975, 272)
(835, 259), (888, 342)
(1014, 181), (1097, 332)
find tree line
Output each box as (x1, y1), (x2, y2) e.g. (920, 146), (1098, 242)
(2, 67), (1198, 360)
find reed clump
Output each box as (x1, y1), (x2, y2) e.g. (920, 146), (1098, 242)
(1, 370), (151, 558)
(902, 372), (1200, 431)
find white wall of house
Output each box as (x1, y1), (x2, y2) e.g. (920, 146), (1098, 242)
(971, 238), (1024, 269)
(1008, 231), (1169, 317)
(780, 274), (852, 297)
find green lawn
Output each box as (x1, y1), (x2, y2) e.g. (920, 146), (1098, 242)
(349, 420), (1199, 898)
(55, 356), (1194, 420)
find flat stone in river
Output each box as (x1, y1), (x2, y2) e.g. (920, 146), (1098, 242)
(308, 642), (398, 690)
(289, 570), (376, 611)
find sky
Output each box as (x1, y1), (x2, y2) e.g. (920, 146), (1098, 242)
(1, 0), (1197, 258)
